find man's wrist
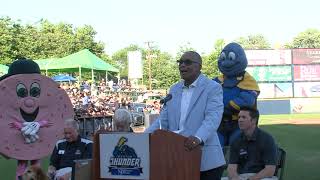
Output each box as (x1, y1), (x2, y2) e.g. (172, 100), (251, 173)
(194, 136), (203, 145)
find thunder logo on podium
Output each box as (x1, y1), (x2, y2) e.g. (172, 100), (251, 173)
(108, 137), (143, 176)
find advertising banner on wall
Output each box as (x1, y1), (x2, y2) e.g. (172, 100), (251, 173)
(292, 49), (320, 64)
(294, 65), (320, 81)
(294, 82), (320, 97)
(258, 83), (293, 99)
(246, 66), (292, 82)
(245, 50), (292, 65)
(291, 98), (320, 113)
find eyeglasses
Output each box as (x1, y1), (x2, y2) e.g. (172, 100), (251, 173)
(176, 59), (199, 66)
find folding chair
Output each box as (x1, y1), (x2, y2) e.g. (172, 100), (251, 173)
(222, 146), (230, 170)
(275, 147), (286, 180)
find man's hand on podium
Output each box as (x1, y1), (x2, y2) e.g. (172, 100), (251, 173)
(184, 136), (201, 151)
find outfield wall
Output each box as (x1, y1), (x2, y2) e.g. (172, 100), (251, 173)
(258, 98), (320, 115)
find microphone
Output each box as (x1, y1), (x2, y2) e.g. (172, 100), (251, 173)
(160, 94), (172, 105)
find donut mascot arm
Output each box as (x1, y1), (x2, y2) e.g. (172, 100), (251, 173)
(9, 120), (52, 143)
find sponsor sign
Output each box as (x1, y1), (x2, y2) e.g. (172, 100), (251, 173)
(294, 82), (320, 97)
(100, 133), (149, 179)
(292, 49), (320, 64)
(245, 50), (292, 65)
(258, 83), (293, 99)
(294, 65), (320, 81)
(291, 98), (320, 113)
(246, 66), (292, 82)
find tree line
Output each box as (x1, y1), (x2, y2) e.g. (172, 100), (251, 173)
(1, 17), (320, 89)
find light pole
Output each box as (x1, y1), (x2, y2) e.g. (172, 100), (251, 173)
(145, 41), (155, 90)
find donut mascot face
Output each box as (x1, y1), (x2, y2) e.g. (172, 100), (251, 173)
(0, 59), (74, 179)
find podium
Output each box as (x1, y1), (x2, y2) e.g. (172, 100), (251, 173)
(93, 129), (201, 180)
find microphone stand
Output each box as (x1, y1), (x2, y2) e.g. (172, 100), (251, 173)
(159, 101), (167, 130)
(159, 94), (171, 130)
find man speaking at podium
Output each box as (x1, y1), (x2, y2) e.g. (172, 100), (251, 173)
(145, 51), (225, 180)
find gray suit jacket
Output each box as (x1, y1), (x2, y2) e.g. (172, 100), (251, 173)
(145, 74), (225, 171)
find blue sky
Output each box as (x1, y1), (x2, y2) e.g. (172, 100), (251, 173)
(1, 0), (319, 56)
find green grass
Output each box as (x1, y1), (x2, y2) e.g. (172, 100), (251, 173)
(259, 114), (320, 180)
(0, 156), (50, 179)
(1, 114), (320, 180)
(260, 124), (320, 180)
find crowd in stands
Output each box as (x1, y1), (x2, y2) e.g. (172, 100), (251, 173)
(59, 79), (163, 118)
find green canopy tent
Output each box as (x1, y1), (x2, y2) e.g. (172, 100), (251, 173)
(35, 49), (119, 81)
(34, 58), (58, 76)
(0, 64), (8, 75)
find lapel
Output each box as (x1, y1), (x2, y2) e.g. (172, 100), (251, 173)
(185, 74), (205, 122)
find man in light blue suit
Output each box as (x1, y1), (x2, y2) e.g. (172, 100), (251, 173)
(145, 51), (225, 180)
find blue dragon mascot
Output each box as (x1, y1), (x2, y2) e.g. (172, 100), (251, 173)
(213, 42), (260, 146)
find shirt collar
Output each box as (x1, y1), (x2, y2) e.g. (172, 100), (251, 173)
(182, 74), (201, 89)
(241, 127), (259, 141)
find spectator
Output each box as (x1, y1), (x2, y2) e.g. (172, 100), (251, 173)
(47, 119), (93, 180)
(108, 80), (114, 91)
(112, 109), (133, 132)
(60, 80), (161, 118)
(82, 92), (90, 108)
(82, 81), (90, 91)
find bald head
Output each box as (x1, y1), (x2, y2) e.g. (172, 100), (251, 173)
(178, 51), (202, 86)
(180, 51), (202, 65)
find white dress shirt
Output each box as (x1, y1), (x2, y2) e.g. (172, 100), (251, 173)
(178, 76), (200, 131)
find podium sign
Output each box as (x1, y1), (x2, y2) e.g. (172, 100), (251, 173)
(99, 133), (150, 179)
(93, 130), (200, 180)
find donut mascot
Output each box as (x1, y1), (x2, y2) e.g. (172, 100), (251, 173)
(0, 59), (74, 180)
(213, 43), (260, 146)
